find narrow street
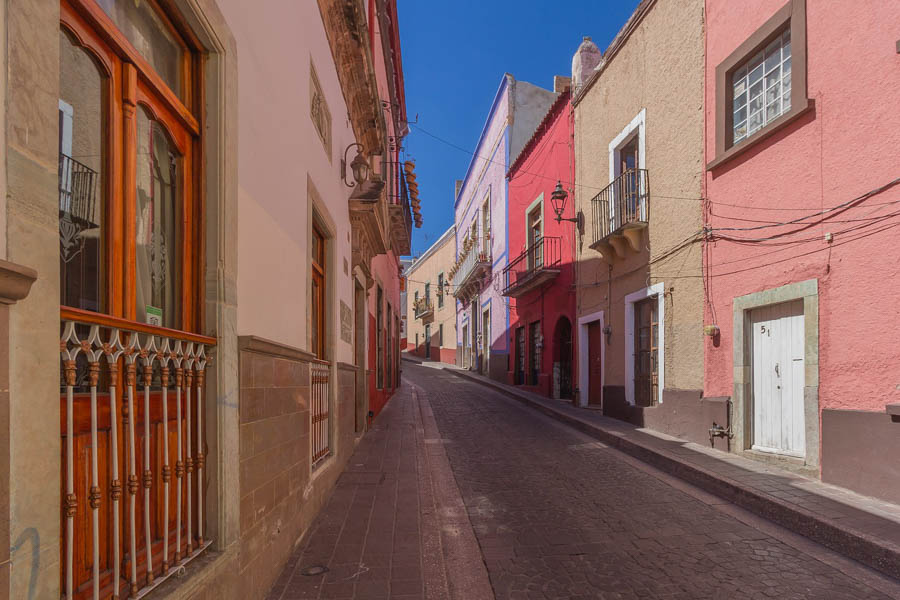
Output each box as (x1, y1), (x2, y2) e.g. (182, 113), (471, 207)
(269, 363), (900, 600)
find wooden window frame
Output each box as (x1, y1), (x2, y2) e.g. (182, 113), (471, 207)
(311, 225), (327, 359)
(60, 0), (205, 335)
(708, 0), (811, 170)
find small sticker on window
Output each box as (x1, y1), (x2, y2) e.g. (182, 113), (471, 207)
(146, 305), (163, 327)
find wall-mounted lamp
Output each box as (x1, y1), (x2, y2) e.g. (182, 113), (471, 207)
(549, 180), (585, 233)
(341, 143), (370, 188)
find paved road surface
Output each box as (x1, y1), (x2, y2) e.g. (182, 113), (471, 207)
(409, 363), (900, 600)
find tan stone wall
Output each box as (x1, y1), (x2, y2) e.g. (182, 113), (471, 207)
(406, 228), (458, 359)
(236, 341), (359, 599)
(574, 0), (705, 394)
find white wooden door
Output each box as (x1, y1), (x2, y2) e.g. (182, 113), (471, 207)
(751, 300), (805, 457)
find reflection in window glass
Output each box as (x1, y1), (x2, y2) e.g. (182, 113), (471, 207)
(59, 28), (106, 312)
(96, 0), (184, 97)
(136, 106), (182, 328)
(731, 29), (792, 144)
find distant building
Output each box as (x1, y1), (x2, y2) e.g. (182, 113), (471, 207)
(451, 74), (557, 381)
(406, 226), (457, 363)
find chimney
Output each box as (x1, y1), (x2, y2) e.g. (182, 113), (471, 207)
(553, 75), (572, 93)
(572, 36), (602, 91)
(455, 179), (463, 199)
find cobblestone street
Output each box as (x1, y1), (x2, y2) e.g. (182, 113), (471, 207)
(269, 363), (900, 599)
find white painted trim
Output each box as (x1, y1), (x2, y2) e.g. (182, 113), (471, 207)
(523, 192), (544, 253)
(608, 108), (646, 183)
(624, 282), (665, 406)
(576, 310), (605, 409)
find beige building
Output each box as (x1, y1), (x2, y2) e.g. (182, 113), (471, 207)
(572, 0), (719, 444)
(0, 0), (410, 599)
(405, 226), (458, 364)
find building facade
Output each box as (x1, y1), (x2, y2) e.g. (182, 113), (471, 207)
(704, 0), (900, 501)
(504, 85), (578, 399)
(573, 0), (710, 437)
(0, 0), (411, 598)
(406, 226), (457, 364)
(451, 74), (557, 382)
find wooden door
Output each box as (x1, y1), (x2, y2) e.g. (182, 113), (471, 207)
(481, 309), (490, 375)
(751, 300), (805, 457)
(557, 319), (573, 399)
(634, 298), (658, 407)
(515, 327), (525, 385)
(588, 322), (603, 406)
(424, 324), (431, 359)
(619, 136), (640, 222)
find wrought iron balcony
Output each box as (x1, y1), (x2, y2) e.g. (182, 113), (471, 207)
(388, 168), (414, 255)
(589, 168), (650, 260)
(502, 236), (562, 298)
(451, 238), (491, 300)
(414, 296), (434, 323)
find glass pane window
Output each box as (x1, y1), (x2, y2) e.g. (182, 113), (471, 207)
(96, 0), (185, 98)
(136, 106), (183, 328)
(731, 28), (792, 144)
(59, 29), (107, 312)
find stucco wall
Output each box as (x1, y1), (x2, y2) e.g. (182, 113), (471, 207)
(703, 0), (900, 413)
(507, 92), (577, 397)
(406, 227), (458, 357)
(574, 0), (706, 397)
(223, 0), (354, 367)
(454, 77), (511, 376)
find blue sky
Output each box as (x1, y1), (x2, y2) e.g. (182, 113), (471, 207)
(397, 0), (641, 257)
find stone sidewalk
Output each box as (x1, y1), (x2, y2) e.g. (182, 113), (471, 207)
(449, 367), (900, 582)
(265, 382), (492, 600)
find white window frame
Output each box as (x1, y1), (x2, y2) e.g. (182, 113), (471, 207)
(625, 282), (664, 406)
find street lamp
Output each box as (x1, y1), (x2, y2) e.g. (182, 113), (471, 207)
(341, 143), (370, 187)
(549, 180), (584, 232)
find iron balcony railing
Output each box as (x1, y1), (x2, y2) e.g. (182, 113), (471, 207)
(451, 237), (491, 293)
(59, 153), (99, 224)
(590, 168), (650, 245)
(414, 296), (434, 319)
(503, 236), (561, 295)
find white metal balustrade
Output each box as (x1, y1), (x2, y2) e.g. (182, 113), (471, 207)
(60, 313), (214, 599)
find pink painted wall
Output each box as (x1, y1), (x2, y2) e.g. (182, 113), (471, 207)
(506, 91), (577, 397)
(704, 0), (900, 412)
(221, 0), (356, 366)
(367, 0), (406, 417)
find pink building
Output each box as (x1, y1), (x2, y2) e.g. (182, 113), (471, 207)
(704, 0), (900, 502)
(505, 87), (577, 399)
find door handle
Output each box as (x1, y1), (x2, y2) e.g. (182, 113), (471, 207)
(774, 363), (780, 377)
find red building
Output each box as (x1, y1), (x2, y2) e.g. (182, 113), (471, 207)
(504, 87), (577, 399)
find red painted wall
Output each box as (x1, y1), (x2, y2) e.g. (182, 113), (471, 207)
(506, 91), (577, 399)
(703, 0), (900, 414)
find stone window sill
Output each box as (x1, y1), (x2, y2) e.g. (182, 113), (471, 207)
(707, 99), (814, 171)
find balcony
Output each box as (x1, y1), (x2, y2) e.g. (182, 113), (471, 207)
(589, 168), (650, 261)
(388, 167), (413, 255)
(414, 296), (434, 323)
(451, 239), (491, 301)
(502, 236), (561, 298)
